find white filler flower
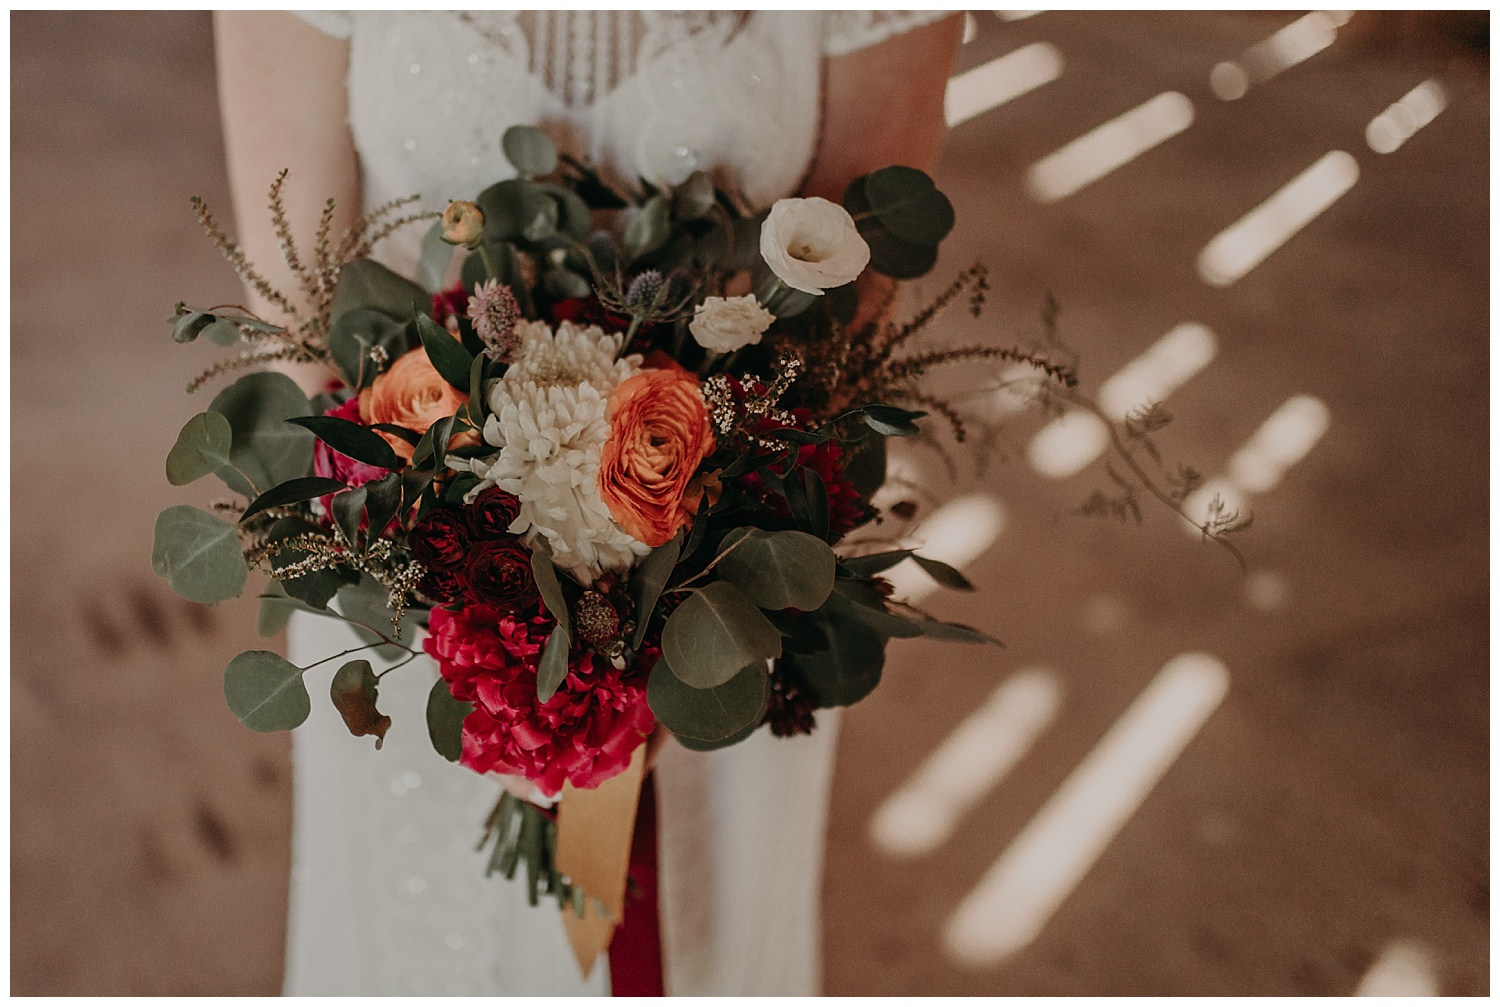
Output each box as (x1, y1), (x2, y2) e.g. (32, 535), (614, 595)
(689, 294), (775, 353)
(759, 196), (871, 294)
(455, 320), (648, 581)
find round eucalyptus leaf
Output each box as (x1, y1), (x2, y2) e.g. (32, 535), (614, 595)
(418, 218), (454, 293)
(661, 580), (782, 689)
(624, 194), (672, 262)
(165, 411), (232, 486)
(537, 183), (592, 241)
(648, 656), (768, 742)
(200, 318), (242, 347)
(673, 715), (763, 751)
(477, 179), (554, 243)
(207, 371), (315, 497)
(331, 257), (429, 324)
(328, 307), (409, 390)
(862, 165), (955, 247)
(151, 505), (248, 604)
(715, 528), (836, 612)
(781, 598), (888, 707)
(502, 125), (559, 177)
(329, 659), (391, 749)
(861, 224), (939, 280)
(426, 678), (473, 762)
(223, 650), (311, 732)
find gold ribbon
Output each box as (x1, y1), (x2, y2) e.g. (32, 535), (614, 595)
(555, 743), (647, 977)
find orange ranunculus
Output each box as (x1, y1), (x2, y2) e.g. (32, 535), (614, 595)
(358, 346), (469, 462)
(599, 368), (716, 548)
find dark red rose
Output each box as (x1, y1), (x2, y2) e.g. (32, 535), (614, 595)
(409, 508), (470, 569)
(419, 566), (468, 606)
(432, 283), (470, 325)
(467, 486), (522, 539)
(464, 538), (538, 612)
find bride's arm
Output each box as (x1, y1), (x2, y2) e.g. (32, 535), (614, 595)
(213, 11), (363, 392)
(800, 14), (964, 327)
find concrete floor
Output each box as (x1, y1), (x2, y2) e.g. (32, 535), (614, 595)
(10, 11), (1488, 996)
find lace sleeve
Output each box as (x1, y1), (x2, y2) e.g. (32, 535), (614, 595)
(822, 11), (953, 58)
(291, 10), (352, 40)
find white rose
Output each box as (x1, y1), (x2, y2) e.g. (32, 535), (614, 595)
(759, 197), (871, 295)
(689, 294), (775, 353)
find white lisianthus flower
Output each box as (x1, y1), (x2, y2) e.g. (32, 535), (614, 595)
(759, 196), (870, 295)
(688, 294), (775, 353)
(450, 319), (649, 582)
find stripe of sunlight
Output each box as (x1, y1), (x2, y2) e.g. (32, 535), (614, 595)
(1025, 92), (1194, 204)
(1027, 323), (1218, 480)
(1367, 79), (1449, 154)
(943, 653), (1231, 967)
(1197, 150), (1358, 288)
(1210, 11), (1354, 101)
(946, 42), (1063, 128)
(1355, 940), (1440, 996)
(870, 669), (1063, 858)
(1182, 394), (1330, 534)
(884, 494), (1007, 605)
(997, 11), (1046, 21)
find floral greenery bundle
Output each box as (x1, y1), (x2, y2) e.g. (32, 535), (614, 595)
(152, 127), (1078, 932)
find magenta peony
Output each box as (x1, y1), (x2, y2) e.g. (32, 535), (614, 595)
(424, 604), (655, 796)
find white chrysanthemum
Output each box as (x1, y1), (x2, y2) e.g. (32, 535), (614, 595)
(455, 320), (647, 582)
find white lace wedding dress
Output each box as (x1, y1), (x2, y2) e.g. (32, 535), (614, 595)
(281, 11), (948, 996)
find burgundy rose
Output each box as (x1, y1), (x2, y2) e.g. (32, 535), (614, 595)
(409, 508), (470, 569)
(464, 538), (538, 612)
(418, 566), (468, 606)
(467, 486), (522, 539)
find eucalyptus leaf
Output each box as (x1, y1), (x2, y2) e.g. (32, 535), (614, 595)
(151, 505), (249, 604)
(331, 488), (367, 550)
(426, 677), (473, 762)
(330, 659), (391, 748)
(208, 371), (315, 497)
(629, 530), (683, 650)
(416, 312), (475, 392)
(200, 318), (242, 347)
(240, 476), (347, 523)
(477, 179), (554, 244)
(331, 257), (429, 324)
(257, 581), (295, 638)
(647, 655), (768, 742)
(781, 599), (887, 707)
(624, 194), (671, 262)
(714, 529), (836, 612)
(860, 165), (956, 246)
(418, 218), (454, 293)
(337, 573), (415, 659)
(502, 124), (559, 177)
(287, 414), (401, 470)
(536, 182), (591, 241)
(661, 581), (781, 689)
(166, 411), (232, 486)
(860, 225), (939, 280)
(535, 625), (571, 703)
(674, 716), (764, 751)
(223, 650), (310, 732)
(530, 546), (570, 634)
(172, 309), (214, 344)
(672, 171), (716, 221)
(327, 308), (409, 390)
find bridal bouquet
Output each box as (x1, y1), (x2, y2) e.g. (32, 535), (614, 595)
(153, 127), (1073, 961)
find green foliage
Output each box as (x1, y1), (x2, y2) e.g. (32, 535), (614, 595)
(151, 505), (248, 604)
(625, 194), (672, 262)
(267, 516), (352, 609)
(165, 411), (232, 486)
(672, 171), (716, 221)
(860, 403), (927, 438)
(502, 124), (560, 177)
(331, 257), (429, 324)
(416, 311), (475, 392)
(240, 476), (347, 523)
(426, 677), (472, 762)
(207, 371), (314, 497)
(331, 488), (366, 551)
(200, 318), (242, 347)
(535, 625), (571, 704)
(223, 650), (311, 732)
(629, 531), (683, 650)
(912, 555), (976, 591)
(327, 308), (408, 390)
(529, 546), (571, 635)
(647, 655), (768, 742)
(842, 166), (953, 280)
(673, 716), (764, 751)
(418, 218), (454, 293)
(362, 473), (405, 542)
(661, 581), (782, 689)
(781, 594), (888, 707)
(172, 309), (216, 344)
(842, 434), (887, 502)
(329, 659), (391, 749)
(257, 581), (295, 638)
(714, 528), (836, 611)
(477, 179), (557, 244)
(839, 550), (913, 578)
(288, 414), (402, 470)
(336, 574), (415, 659)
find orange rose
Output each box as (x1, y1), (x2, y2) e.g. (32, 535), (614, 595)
(358, 346), (469, 462)
(598, 368), (716, 548)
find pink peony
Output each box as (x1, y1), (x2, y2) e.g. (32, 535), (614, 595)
(424, 604), (655, 797)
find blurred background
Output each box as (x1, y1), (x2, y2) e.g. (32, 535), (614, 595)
(10, 10), (1488, 996)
